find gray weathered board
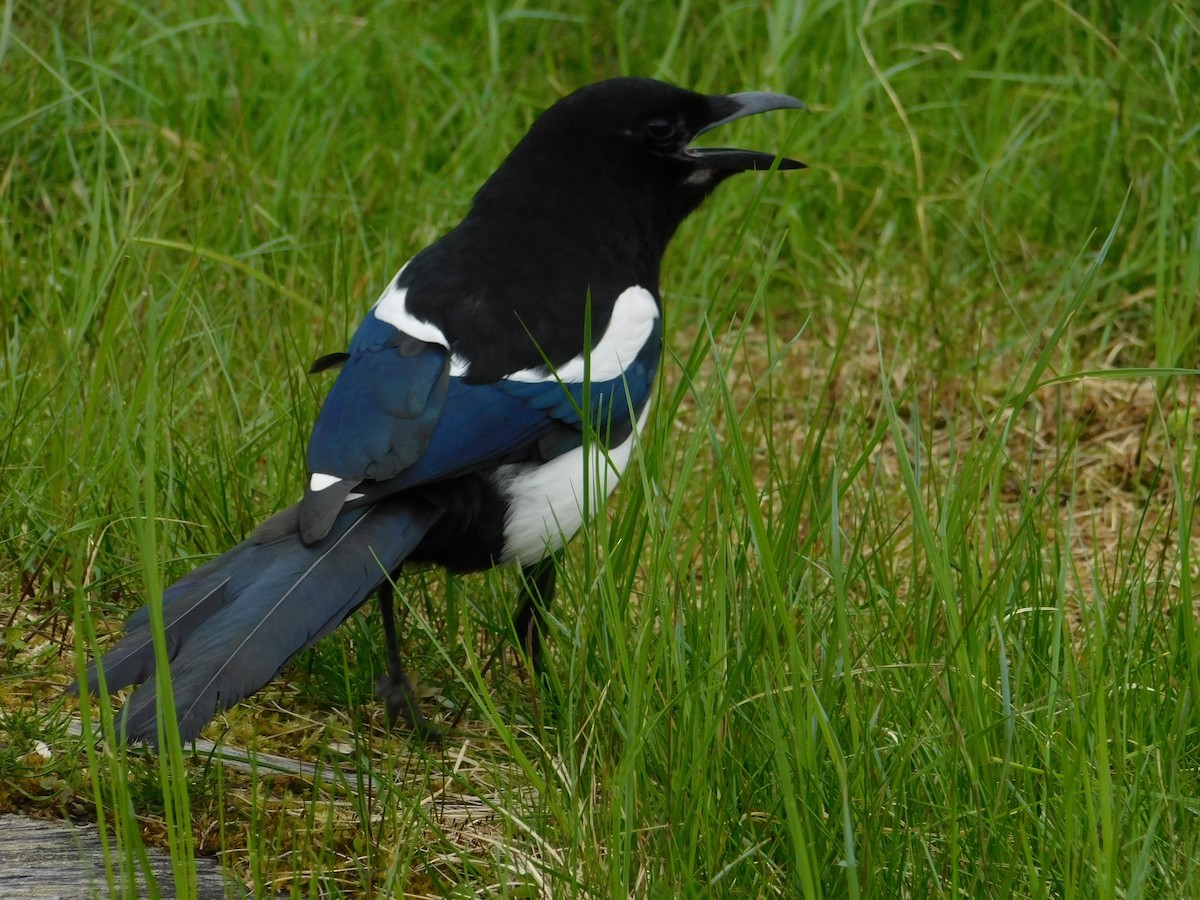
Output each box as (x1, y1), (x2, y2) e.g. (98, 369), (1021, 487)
(0, 814), (243, 899)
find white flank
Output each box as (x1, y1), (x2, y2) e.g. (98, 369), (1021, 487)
(310, 472), (341, 492)
(506, 286), (658, 384)
(372, 269), (471, 377)
(494, 404), (652, 565)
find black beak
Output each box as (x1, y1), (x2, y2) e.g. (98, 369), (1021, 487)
(687, 91), (806, 171)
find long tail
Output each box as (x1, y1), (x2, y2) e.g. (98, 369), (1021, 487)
(73, 496), (440, 744)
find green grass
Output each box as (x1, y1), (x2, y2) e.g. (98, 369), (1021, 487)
(3, 0), (1199, 896)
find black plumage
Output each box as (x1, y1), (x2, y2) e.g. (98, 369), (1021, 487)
(73, 77), (804, 744)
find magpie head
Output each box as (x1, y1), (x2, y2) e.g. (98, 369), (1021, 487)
(473, 77), (804, 242)
(531, 76), (803, 168)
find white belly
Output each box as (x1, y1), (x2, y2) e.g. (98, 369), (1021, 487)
(492, 405), (651, 565)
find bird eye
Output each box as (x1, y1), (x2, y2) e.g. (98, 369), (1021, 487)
(643, 117), (679, 145)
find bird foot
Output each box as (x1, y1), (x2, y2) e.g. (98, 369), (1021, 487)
(376, 672), (442, 745)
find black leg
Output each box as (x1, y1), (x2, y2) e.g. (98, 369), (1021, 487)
(447, 557), (560, 732)
(375, 579), (441, 743)
(512, 557), (557, 675)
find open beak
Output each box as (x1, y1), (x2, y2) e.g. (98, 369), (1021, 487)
(686, 91), (806, 171)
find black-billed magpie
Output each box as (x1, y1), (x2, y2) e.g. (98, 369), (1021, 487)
(74, 77), (804, 744)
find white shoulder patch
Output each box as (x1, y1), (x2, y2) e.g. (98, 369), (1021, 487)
(506, 285), (658, 384)
(373, 283), (450, 348)
(371, 264), (470, 377)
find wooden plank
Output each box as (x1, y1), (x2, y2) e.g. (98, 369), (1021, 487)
(0, 814), (243, 899)
(67, 719), (385, 790)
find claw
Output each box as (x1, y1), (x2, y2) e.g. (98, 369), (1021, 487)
(376, 671), (442, 744)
